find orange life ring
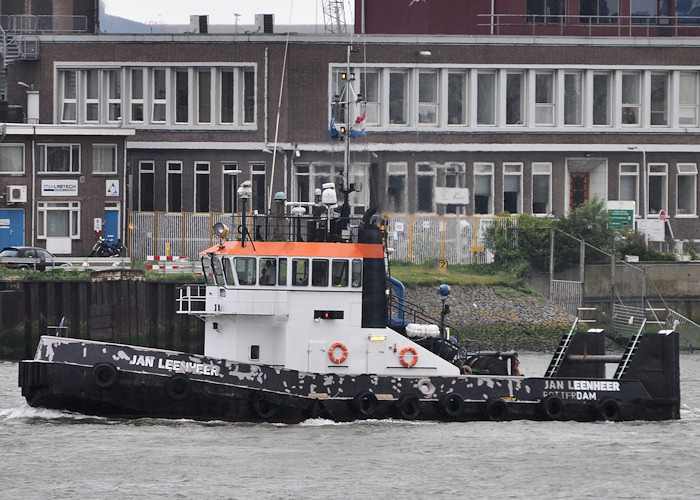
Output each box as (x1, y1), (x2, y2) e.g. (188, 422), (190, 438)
(399, 346), (418, 368)
(329, 342), (348, 364)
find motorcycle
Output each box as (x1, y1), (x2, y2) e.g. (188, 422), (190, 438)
(89, 237), (126, 257)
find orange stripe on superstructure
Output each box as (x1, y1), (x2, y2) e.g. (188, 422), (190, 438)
(201, 241), (384, 259)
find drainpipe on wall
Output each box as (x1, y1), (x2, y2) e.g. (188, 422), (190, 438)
(31, 126), (36, 246)
(122, 140), (127, 255)
(264, 47), (269, 146)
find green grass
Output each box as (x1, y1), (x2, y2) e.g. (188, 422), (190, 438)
(388, 261), (528, 290)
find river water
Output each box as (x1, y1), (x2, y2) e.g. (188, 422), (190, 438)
(2, 353), (699, 499)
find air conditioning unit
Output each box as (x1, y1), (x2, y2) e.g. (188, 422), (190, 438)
(190, 15), (208, 33)
(7, 185), (27, 203)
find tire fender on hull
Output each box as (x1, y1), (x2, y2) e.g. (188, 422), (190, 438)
(485, 398), (509, 421)
(352, 392), (378, 418)
(165, 374), (191, 400)
(92, 363), (118, 389)
(395, 394), (421, 420)
(250, 393), (278, 419)
(596, 398), (622, 422)
(439, 393), (465, 418)
(539, 395), (565, 420)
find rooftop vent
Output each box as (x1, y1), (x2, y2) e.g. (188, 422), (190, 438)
(190, 15), (208, 33)
(255, 14), (274, 34)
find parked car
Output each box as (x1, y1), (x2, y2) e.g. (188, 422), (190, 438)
(0, 246), (73, 271)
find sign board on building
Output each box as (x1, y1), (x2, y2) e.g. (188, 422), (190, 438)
(637, 218), (665, 242)
(435, 187), (470, 205)
(41, 179), (78, 196)
(106, 180), (120, 197)
(607, 200), (635, 229)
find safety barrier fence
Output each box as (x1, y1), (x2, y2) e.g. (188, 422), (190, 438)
(127, 211), (518, 264)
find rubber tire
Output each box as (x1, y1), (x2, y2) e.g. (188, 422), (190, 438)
(250, 394), (277, 419)
(395, 394), (421, 420)
(485, 398), (509, 421)
(352, 392), (378, 418)
(596, 398), (622, 422)
(540, 395), (565, 420)
(165, 374), (191, 400)
(92, 363), (118, 389)
(439, 393), (465, 418)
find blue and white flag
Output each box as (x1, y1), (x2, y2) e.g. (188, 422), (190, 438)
(329, 113), (340, 141)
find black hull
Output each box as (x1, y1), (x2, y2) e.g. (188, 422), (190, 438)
(18, 337), (680, 423)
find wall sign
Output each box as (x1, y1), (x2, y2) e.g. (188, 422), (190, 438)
(106, 180), (120, 197)
(41, 179), (78, 196)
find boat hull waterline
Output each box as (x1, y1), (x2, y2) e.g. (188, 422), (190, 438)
(18, 336), (679, 423)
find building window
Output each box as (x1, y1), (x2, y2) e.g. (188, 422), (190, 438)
(580, 0), (619, 23)
(444, 163), (466, 215)
(251, 163), (266, 214)
(592, 72), (612, 126)
(527, 0), (566, 23)
(619, 163), (639, 213)
(198, 69), (212, 124)
(0, 145), (24, 173)
(622, 72), (641, 125)
(152, 68), (167, 123)
(648, 163), (667, 216)
(476, 72), (496, 125)
(244, 69), (255, 124)
(650, 73), (669, 126)
(167, 161), (182, 212)
(564, 72), (583, 126)
(679, 72), (699, 127)
(506, 72), (524, 126)
(37, 201), (80, 238)
(130, 69), (144, 122)
(84, 69), (99, 122)
(93, 144), (117, 174)
(60, 70), (77, 122)
(223, 162), (240, 213)
(447, 72), (466, 125)
(535, 72), (555, 125)
(220, 69), (234, 124)
(677, 163), (697, 215)
(418, 71), (438, 125)
(503, 163), (523, 214)
(348, 163), (369, 215)
(139, 161), (155, 211)
(474, 162), (494, 215)
(678, 1), (700, 23)
(38, 144), (80, 173)
(532, 162), (552, 215)
(389, 71), (408, 124)
(195, 162), (210, 212)
(416, 163), (436, 213)
(631, 0), (659, 23)
(175, 69), (189, 124)
(107, 69), (122, 122)
(387, 162), (408, 213)
(360, 70), (380, 125)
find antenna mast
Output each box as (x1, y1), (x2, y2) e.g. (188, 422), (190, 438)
(323, 0), (347, 34)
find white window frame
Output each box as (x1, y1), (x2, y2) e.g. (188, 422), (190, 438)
(503, 162), (523, 214)
(619, 163), (639, 214)
(38, 144), (80, 174)
(417, 70), (439, 126)
(37, 201), (81, 239)
(386, 162), (408, 213)
(474, 162), (495, 215)
(0, 144), (25, 174)
(166, 160), (183, 212)
(139, 160), (155, 211)
(194, 161), (210, 212)
(416, 163), (436, 213)
(446, 71), (467, 126)
(676, 163), (697, 216)
(621, 71), (642, 127)
(650, 72), (669, 127)
(535, 71), (555, 126)
(129, 68), (144, 123)
(532, 162), (552, 215)
(647, 163), (668, 217)
(92, 144), (118, 174)
(679, 72), (699, 127)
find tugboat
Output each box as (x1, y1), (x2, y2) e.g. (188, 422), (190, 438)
(18, 59), (681, 424)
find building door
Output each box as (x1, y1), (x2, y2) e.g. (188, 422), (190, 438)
(570, 172), (589, 210)
(104, 202), (120, 245)
(0, 209), (24, 247)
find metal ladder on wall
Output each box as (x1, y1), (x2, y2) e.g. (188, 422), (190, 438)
(614, 319), (646, 379)
(545, 318), (580, 377)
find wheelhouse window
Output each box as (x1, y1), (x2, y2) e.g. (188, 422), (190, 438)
(38, 144), (80, 173)
(332, 260), (349, 287)
(260, 258), (277, 285)
(532, 162), (552, 215)
(648, 163), (667, 216)
(93, 144), (117, 174)
(312, 259), (329, 287)
(37, 201), (80, 238)
(235, 257), (256, 285)
(677, 163), (697, 215)
(139, 161), (155, 211)
(619, 163), (639, 214)
(351, 259), (362, 287)
(0, 145), (24, 173)
(474, 162), (494, 215)
(292, 258), (309, 286)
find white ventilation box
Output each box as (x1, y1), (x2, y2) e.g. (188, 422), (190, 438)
(7, 185), (27, 203)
